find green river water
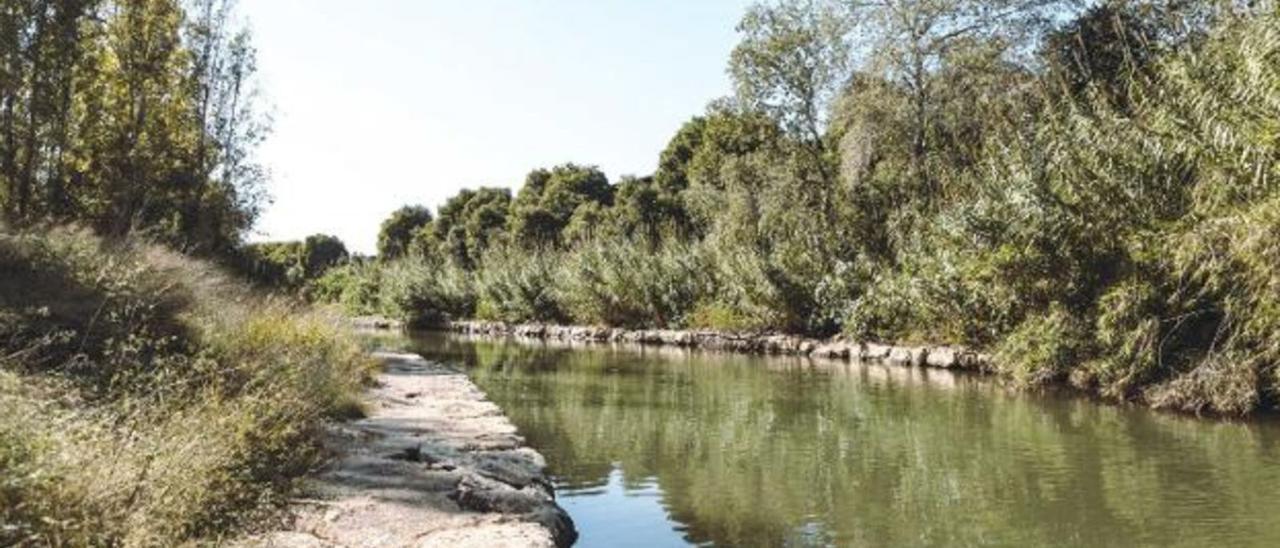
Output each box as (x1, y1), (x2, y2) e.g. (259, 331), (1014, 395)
(396, 331), (1280, 547)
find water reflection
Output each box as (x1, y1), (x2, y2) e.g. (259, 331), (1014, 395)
(405, 331), (1280, 548)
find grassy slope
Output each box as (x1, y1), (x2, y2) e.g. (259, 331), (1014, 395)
(0, 226), (374, 545)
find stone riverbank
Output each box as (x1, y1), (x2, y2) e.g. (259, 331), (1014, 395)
(444, 321), (992, 372)
(242, 352), (576, 548)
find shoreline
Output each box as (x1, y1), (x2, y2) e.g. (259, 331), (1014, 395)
(244, 352), (577, 547)
(432, 320), (1280, 422)
(441, 320), (993, 372)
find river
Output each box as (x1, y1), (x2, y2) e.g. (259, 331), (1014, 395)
(391, 331), (1280, 547)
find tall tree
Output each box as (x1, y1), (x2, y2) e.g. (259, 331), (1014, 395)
(839, 0), (1066, 202)
(377, 205), (432, 259)
(0, 0), (267, 254)
(181, 0), (268, 253)
(0, 0), (98, 222)
(729, 0), (851, 181)
(510, 164), (612, 248)
(421, 187), (512, 268)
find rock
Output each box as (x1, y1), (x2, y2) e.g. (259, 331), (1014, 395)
(243, 352), (576, 548)
(797, 340), (817, 355)
(886, 346), (928, 366)
(350, 316), (403, 330)
(925, 347), (953, 368)
(442, 321), (988, 378)
(926, 347), (959, 369)
(452, 476), (577, 548)
(863, 343), (893, 360)
(813, 342), (852, 359)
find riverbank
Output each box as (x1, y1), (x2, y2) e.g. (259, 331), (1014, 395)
(243, 352), (576, 548)
(409, 329), (1280, 547)
(444, 320), (991, 372)
(0, 228), (375, 545)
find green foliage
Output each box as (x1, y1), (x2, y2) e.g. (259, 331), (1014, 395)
(377, 258), (475, 327)
(377, 205), (433, 260)
(305, 259), (383, 314)
(473, 246), (567, 323)
(311, 0), (1280, 419)
(0, 226), (373, 545)
(301, 234), (349, 278)
(612, 176), (693, 242)
(994, 305), (1095, 387)
(236, 234), (349, 289)
(866, 5), (1280, 413)
(416, 187), (512, 268)
(510, 164), (613, 248)
(654, 116), (705, 194)
(0, 0), (268, 255)
(557, 238), (714, 328)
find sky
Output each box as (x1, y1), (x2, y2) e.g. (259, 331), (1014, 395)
(241, 0), (755, 254)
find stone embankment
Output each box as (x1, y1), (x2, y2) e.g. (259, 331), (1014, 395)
(445, 321), (992, 372)
(243, 352), (576, 548)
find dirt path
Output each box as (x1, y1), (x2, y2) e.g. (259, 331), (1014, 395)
(243, 352), (577, 548)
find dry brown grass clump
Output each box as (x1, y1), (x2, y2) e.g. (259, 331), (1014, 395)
(0, 226), (375, 545)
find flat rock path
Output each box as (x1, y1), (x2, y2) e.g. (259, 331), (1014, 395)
(241, 352), (577, 548)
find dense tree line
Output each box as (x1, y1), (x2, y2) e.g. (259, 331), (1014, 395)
(0, 0), (266, 255)
(329, 0), (1280, 415)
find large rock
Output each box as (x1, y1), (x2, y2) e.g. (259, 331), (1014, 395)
(925, 346), (959, 369)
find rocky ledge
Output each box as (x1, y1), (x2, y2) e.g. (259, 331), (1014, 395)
(446, 321), (992, 372)
(241, 352), (576, 548)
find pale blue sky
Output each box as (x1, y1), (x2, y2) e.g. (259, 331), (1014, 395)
(243, 0), (754, 253)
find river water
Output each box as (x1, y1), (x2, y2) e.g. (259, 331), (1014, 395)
(396, 331), (1280, 547)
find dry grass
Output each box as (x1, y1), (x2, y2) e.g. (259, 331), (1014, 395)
(0, 226), (375, 545)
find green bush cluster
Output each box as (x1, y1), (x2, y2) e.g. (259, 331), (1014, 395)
(321, 235), (850, 334)
(233, 234), (351, 290)
(852, 9), (1280, 415)
(330, 6), (1280, 415)
(0, 227), (374, 545)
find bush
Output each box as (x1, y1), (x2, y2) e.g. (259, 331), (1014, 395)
(557, 238), (714, 328)
(377, 258), (475, 327)
(0, 226), (374, 545)
(306, 260), (384, 315)
(994, 305), (1094, 387)
(474, 247), (566, 323)
(692, 245), (787, 332)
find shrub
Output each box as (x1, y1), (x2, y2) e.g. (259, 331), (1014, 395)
(377, 258), (475, 327)
(557, 238), (714, 328)
(994, 304), (1094, 387)
(692, 245), (787, 332)
(474, 247), (566, 323)
(306, 260), (384, 315)
(0, 226), (374, 545)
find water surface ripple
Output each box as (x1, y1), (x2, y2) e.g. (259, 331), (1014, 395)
(401, 332), (1280, 548)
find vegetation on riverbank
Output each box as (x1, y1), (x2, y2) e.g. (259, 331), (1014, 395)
(321, 2), (1280, 415)
(0, 226), (374, 545)
(0, 1), (376, 543)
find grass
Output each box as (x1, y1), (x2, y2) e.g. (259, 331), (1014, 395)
(0, 225), (375, 545)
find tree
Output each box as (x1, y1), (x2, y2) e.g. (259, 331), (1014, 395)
(300, 233), (347, 279)
(1042, 1), (1211, 110)
(839, 0), (1066, 202)
(0, 0), (267, 255)
(181, 0), (269, 254)
(731, 0), (1069, 208)
(510, 164), (612, 247)
(673, 107), (784, 234)
(729, 0), (851, 180)
(654, 116), (706, 194)
(0, 0), (99, 223)
(377, 205), (433, 259)
(611, 175), (690, 243)
(420, 187), (512, 268)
